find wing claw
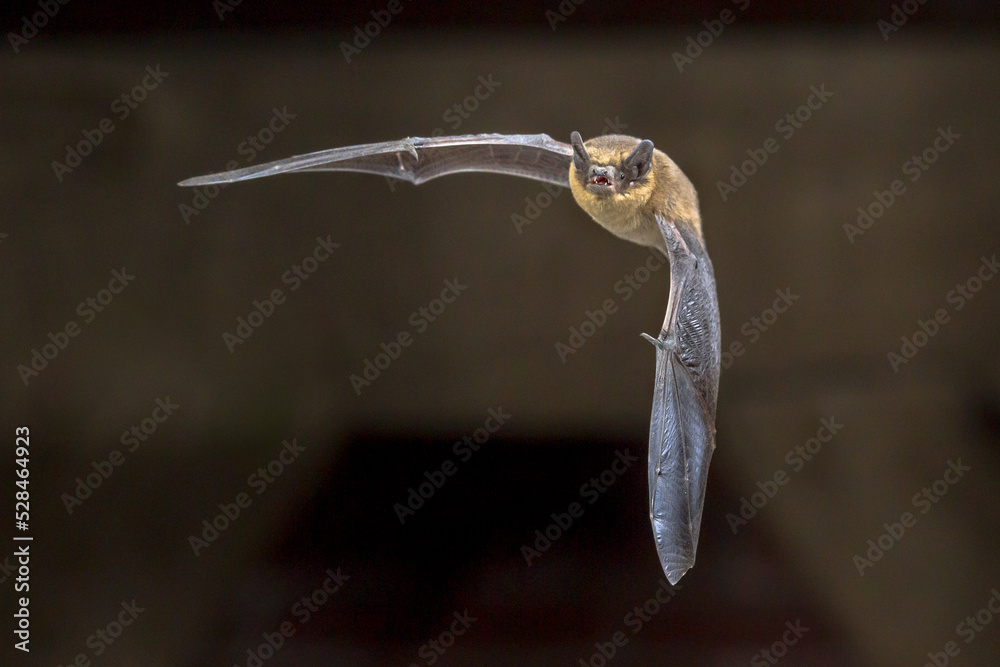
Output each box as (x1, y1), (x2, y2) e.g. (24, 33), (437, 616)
(402, 138), (420, 160)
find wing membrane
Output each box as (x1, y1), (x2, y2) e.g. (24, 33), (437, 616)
(645, 216), (721, 585)
(179, 133), (573, 188)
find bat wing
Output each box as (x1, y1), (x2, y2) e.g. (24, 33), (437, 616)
(642, 215), (721, 585)
(178, 133), (573, 188)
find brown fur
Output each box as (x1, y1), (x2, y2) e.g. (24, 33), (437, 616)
(569, 134), (702, 253)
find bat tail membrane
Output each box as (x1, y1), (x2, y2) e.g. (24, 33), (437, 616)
(645, 334), (717, 586)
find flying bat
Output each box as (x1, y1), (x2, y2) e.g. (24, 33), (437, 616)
(180, 132), (721, 585)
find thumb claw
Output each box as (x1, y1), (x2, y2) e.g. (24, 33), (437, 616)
(642, 332), (671, 350)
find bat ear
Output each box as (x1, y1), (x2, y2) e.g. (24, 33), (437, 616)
(570, 131), (589, 173)
(625, 139), (654, 180)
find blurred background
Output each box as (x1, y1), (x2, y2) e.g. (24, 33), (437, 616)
(2, 2), (999, 665)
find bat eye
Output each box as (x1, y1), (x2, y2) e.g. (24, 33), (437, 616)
(618, 172), (625, 180)
(622, 164), (643, 184)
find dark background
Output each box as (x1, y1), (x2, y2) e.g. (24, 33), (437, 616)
(2, 2), (999, 666)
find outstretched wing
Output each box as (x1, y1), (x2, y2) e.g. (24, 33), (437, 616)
(178, 133), (573, 188)
(642, 215), (721, 585)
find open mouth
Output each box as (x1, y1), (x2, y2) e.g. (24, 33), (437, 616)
(590, 175), (611, 187)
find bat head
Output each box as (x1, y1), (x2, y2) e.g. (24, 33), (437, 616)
(570, 132), (655, 199)
(568, 132), (661, 241)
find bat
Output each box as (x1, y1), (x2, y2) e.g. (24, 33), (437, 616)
(180, 132), (721, 585)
